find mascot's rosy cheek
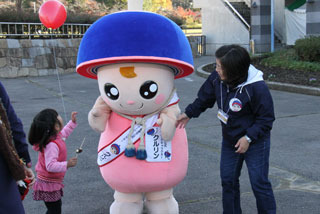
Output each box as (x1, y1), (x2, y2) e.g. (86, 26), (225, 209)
(155, 94), (165, 105)
(76, 11), (194, 214)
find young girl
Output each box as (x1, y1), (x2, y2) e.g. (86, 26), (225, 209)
(28, 109), (78, 214)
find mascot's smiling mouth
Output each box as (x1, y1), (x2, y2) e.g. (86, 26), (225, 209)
(119, 103), (144, 111)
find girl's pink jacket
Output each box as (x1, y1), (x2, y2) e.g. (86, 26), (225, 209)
(34, 121), (77, 183)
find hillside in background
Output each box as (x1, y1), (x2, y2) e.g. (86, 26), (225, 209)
(0, 0), (125, 15)
(0, 0), (121, 23)
(0, 0), (200, 26)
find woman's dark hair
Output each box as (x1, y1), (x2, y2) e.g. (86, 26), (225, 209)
(28, 109), (60, 152)
(215, 44), (250, 87)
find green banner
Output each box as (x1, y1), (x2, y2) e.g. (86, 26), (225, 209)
(286, 0), (306, 11)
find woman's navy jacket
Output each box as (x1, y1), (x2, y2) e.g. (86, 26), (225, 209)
(0, 81), (30, 213)
(0, 82), (30, 163)
(185, 65), (275, 144)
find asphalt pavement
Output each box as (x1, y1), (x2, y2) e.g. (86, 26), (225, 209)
(2, 55), (320, 214)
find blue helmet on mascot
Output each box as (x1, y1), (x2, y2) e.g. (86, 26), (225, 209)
(76, 11), (194, 79)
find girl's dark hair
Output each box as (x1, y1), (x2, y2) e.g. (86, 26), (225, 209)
(28, 109), (60, 152)
(215, 44), (250, 87)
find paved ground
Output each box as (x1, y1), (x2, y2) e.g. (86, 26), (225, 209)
(2, 56), (320, 213)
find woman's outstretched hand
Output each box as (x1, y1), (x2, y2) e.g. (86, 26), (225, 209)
(176, 113), (190, 129)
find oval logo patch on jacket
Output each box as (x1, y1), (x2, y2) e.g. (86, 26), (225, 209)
(229, 98), (242, 112)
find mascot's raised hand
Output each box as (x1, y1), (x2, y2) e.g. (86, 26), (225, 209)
(88, 96), (112, 132)
(77, 11), (194, 214)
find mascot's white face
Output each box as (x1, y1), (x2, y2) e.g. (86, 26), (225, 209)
(97, 63), (175, 115)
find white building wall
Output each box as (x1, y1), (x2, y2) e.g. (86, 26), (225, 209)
(194, 0), (250, 55)
(274, 0), (286, 43)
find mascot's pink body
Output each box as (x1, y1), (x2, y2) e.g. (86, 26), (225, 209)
(98, 112), (188, 193)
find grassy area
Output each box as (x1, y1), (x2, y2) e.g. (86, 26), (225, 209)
(253, 48), (320, 72)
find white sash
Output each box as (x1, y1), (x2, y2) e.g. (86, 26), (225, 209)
(97, 92), (179, 167)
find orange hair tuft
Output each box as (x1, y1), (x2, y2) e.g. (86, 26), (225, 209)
(120, 66), (137, 78)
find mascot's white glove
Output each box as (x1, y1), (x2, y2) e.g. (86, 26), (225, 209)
(88, 96), (112, 132)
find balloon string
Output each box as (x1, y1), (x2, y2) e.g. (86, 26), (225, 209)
(75, 137), (86, 158)
(51, 32), (67, 122)
(79, 137), (86, 149)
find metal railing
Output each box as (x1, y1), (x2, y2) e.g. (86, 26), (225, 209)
(0, 22), (203, 38)
(0, 22), (206, 56)
(0, 22), (91, 39)
(192, 35), (206, 56)
(222, 0), (250, 30)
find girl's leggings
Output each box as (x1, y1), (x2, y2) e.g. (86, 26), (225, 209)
(44, 199), (62, 214)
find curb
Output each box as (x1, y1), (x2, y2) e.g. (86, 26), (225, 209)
(196, 63), (320, 97)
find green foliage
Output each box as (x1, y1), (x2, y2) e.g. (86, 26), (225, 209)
(175, 6), (201, 28)
(0, 9), (101, 24)
(0, 9), (39, 22)
(259, 48), (320, 72)
(143, 0), (173, 12)
(172, 0), (193, 9)
(143, 0), (153, 11)
(143, 0), (185, 26)
(66, 12), (101, 24)
(22, 0), (33, 8)
(66, 0), (76, 4)
(0, 0), (124, 23)
(160, 10), (185, 26)
(0, 0), (197, 27)
(294, 36), (320, 62)
(96, 0), (127, 9)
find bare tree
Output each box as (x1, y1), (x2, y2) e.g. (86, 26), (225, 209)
(16, 0), (22, 14)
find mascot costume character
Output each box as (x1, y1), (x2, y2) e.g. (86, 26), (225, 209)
(76, 11), (194, 214)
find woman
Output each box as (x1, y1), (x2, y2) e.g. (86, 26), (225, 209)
(176, 45), (277, 213)
(0, 81), (35, 214)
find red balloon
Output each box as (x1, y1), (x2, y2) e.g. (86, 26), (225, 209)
(39, 0), (67, 29)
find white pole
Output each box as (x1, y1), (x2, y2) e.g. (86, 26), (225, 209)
(271, 0), (274, 52)
(128, 0), (144, 11)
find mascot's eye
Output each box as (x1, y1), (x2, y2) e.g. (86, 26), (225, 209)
(104, 83), (119, 100)
(140, 81), (158, 99)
